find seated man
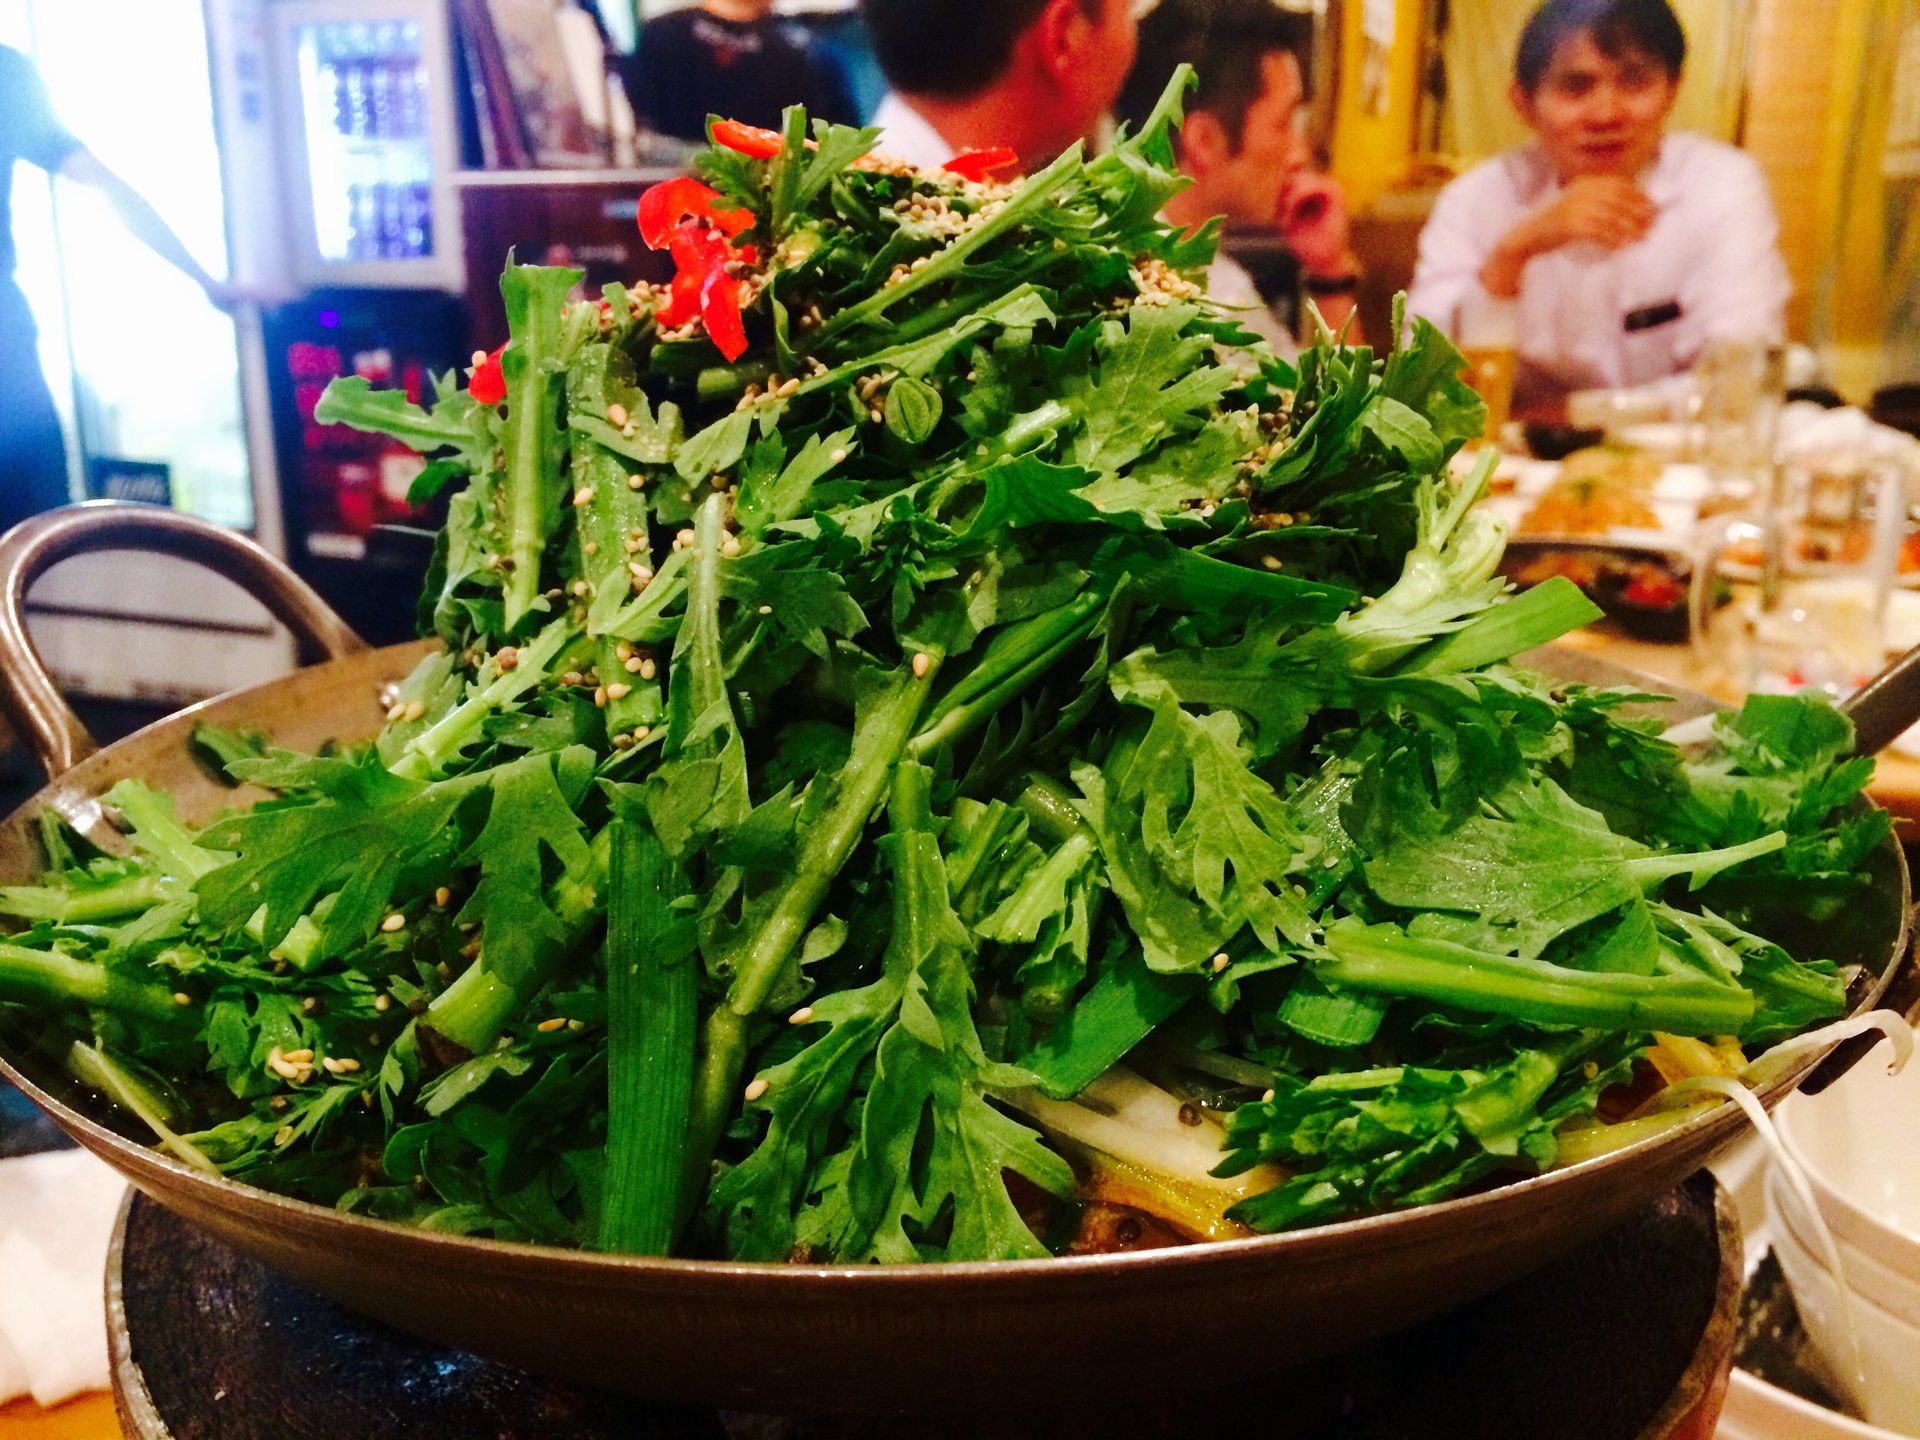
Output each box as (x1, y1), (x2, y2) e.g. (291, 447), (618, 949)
(626, 0), (858, 144)
(859, 0), (1137, 174)
(1116, 0), (1360, 351)
(1406, 0), (1788, 419)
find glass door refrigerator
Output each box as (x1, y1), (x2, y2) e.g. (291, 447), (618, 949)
(216, 0), (469, 645)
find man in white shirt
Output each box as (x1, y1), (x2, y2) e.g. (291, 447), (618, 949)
(1115, 0), (1360, 353)
(1406, 0), (1789, 419)
(859, 0), (1137, 173)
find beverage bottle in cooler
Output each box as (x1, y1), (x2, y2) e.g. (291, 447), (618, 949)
(402, 181), (431, 258)
(349, 181), (378, 260)
(378, 179), (406, 258)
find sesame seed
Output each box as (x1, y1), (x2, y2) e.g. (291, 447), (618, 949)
(594, 686), (609, 708)
(744, 1077), (770, 1102)
(607, 402), (629, 427)
(675, 529), (696, 548)
(374, 993), (392, 1013)
(1261, 555), (1284, 572)
(274, 1124), (295, 1146)
(402, 701), (425, 722)
(789, 1006), (814, 1025)
(1211, 952), (1230, 972)
(470, 349), (487, 367)
(639, 659), (657, 680)
(267, 1047), (299, 1079)
(627, 474), (644, 490)
(628, 562), (654, 583)
(830, 448), (847, 463)
(720, 536), (743, 558)
(615, 640), (634, 661)
(436, 961), (454, 980)
(584, 541), (598, 556)
(322, 1055), (361, 1074)
(385, 702), (406, 722)
(537, 1017), (568, 1033)
(1261, 1088), (1276, 1103)
(567, 1019), (585, 1032)
(381, 913), (406, 933)
(911, 653), (930, 678)
(269, 1095), (288, 1111)
(573, 485), (595, 508)
(172, 991), (193, 1006)
(434, 886), (452, 907)
(606, 682), (632, 700)
(633, 725), (651, 741)
(571, 580), (591, 598)
(757, 604), (773, 615)
(624, 655), (644, 673)
(284, 1048), (315, 1064)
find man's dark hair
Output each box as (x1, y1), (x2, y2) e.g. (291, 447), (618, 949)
(861, 0), (1097, 99)
(1115, 0), (1314, 150)
(1514, 0), (1687, 92)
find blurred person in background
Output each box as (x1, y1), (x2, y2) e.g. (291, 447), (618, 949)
(1, 45), (242, 533)
(860, 0), (1137, 173)
(1116, 0), (1359, 353)
(623, 0), (860, 144)
(1406, 0), (1788, 420)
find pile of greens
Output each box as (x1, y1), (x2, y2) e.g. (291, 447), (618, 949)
(0, 77), (1887, 1262)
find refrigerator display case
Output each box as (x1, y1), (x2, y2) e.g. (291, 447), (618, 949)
(267, 0), (465, 292)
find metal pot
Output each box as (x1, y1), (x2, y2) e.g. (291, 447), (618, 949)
(0, 503), (1912, 1416)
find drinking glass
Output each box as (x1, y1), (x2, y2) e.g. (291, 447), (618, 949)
(1689, 451), (1906, 696)
(1455, 293), (1518, 447)
(1693, 340), (1787, 516)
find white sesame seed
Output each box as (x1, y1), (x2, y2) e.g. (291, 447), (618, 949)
(567, 1019), (585, 1032)
(720, 536), (743, 558)
(615, 640), (634, 661)
(627, 474), (644, 490)
(607, 402), (629, 427)
(573, 485), (595, 508)
(675, 529), (696, 548)
(624, 655), (644, 673)
(381, 913), (406, 933)
(374, 994), (392, 1013)
(757, 604), (773, 615)
(434, 886), (452, 907)
(744, 1077), (770, 1102)
(571, 580), (592, 598)
(911, 653), (930, 678)
(283, 1048), (314, 1064)
(172, 991), (193, 1006)
(402, 701), (425, 722)
(606, 682), (632, 700)
(633, 725), (651, 741)
(628, 562), (654, 582)
(584, 541), (598, 556)
(386, 702), (406, 722)
(789, 1006), (815, 1025)
(639, 659), (657, 681)
(1211, 952), (1230, 972)
(537, 1017), (568, 1033)
(274, 1124), (296, 1146)
(830, 448), (847, 463)
(1261, 1088), (1276, 1103)
(322, 1055), (361, 1074)
(594, 686), (609, 708)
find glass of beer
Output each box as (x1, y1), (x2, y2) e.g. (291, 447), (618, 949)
(1455, 293), (1519, 447)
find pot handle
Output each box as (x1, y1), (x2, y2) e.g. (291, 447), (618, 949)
(0, 503), (368, 781)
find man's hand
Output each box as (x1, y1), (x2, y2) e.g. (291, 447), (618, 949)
(1481, 176), (1656, 298)
(1276, 170), (1358, 280)
(1525, 175), (1656, 252)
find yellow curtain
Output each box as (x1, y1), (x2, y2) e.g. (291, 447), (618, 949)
(1438, 0), (1751, 161)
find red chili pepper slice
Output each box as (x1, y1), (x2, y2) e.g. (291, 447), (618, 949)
(636, 176), (752, 248)
(700, 270), (748, 361)
(468, 345), (506, 406)
(712, 119), (785, 160)
(942, 147), (1019, 181)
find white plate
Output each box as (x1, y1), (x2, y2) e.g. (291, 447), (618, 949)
(1718, 1368), (1909, 1439)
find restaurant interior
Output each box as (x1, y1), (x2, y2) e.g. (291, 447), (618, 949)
(2, 0), (1920, 1436)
